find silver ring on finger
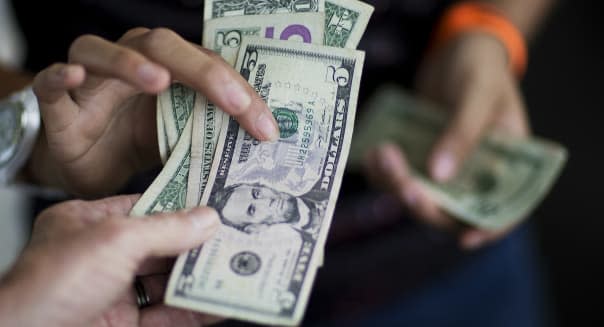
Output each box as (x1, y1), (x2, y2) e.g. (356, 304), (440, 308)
(134, 277), (151, 309)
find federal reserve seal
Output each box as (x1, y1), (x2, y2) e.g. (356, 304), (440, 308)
(272, 107), (299, 139)
(230, 251), (261, 276)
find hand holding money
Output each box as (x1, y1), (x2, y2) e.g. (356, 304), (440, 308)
(28, 27), (278, 197)
(355, 31), (545, 249)
(352, 86), (566, 249)
(141, 1), (373, 325)
(0, 195), (220, 327)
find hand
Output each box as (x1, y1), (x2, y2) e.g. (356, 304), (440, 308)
(29, 28), (279, 196)
(364, 33), (530, 249)
(0, 195), (221, 327)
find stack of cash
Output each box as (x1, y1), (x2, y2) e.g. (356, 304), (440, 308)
(131, 1), (374, 325)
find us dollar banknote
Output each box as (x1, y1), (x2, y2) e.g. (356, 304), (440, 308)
(188, 3), (374, 207)
(132, 86), (203, 215)
(186, 97), (225, 207)
(161, 0), (373, 162)
(204, 0), (325, 21)
(165, 37), (365, 325)
(204, 0), (373, 49)
(157, 83), (198, 163)
(203, 12), (326, 65)
(349, 86), (568, 230)
(156, 103), (169, 164)
(186, 12), (326, 207)
(131, 116), (193, 216)
(324, 0), (373, 48)
(163, 4), (323, 162)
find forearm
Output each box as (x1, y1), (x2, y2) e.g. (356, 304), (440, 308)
(24, 131), (65, 190)
(481, 0), (556, 39)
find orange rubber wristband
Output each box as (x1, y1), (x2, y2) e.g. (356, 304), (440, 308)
(430, 2), (528, 77)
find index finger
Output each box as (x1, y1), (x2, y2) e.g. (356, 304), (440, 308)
(429, 76), (496, 182)
(124, 28), (279, 141)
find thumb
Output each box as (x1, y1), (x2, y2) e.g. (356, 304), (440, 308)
(33, 63), (85, 134)
(129, 207), (220, 258)
(428, 82), (496, 182)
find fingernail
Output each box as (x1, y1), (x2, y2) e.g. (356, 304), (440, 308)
(57, 66), (68, 77)
(51, 66), (69, 83)
(433, 151), (456, 182)
(255, 112), (280, 141)
(188, 208), (220, 230)
(137, 63), (161, 84)
(463, 234), (484, 250)
(225, 81), (252, 113)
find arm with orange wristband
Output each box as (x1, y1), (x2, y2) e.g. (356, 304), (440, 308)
(364, 0), (554, 250)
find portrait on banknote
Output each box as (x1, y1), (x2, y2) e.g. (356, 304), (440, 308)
(213, 182), (326, 238)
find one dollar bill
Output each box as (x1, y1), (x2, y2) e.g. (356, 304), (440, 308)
(131, 116), (193, 216)
(204, 0), (325, 21)
(166, 37), (365, 326)
(349, 85), (568, 230)
(324, 0), (374, 48)
(157, 83), (197, 163)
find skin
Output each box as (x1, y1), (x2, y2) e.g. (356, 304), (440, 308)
(0, 195), (222, 327)
(364, 0), (554, 250)
(25, 27), (279, 197)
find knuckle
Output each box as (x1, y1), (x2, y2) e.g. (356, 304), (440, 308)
(120, 27), (151, 41)
(111, 48), (143, 72)
(197, 206), (219, 220)
(447, 130), (473, 153)
(139, 28), (179, 53)
(33, 63), (67, 100)
(34, 200), (84, 228)
(33, 207), (57, 228)
(59, 199), (89, 214)
(33, 68), (52, 90)
(39, 63), (63, 83)
(47, 63), (64, 74)
(68, 34), (97, 60)
(159, 210), (188, 223)
(97, 219), (131, 247)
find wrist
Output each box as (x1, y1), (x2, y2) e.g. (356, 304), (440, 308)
(0, 87), (41, 185)
(458, 32), (510, 69)
(0, 270), (33, 326)
(430, 1), (528, 77)
(24, 130), (60, 187)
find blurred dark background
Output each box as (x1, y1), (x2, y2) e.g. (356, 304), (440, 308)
(525, 0), (604, 325)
